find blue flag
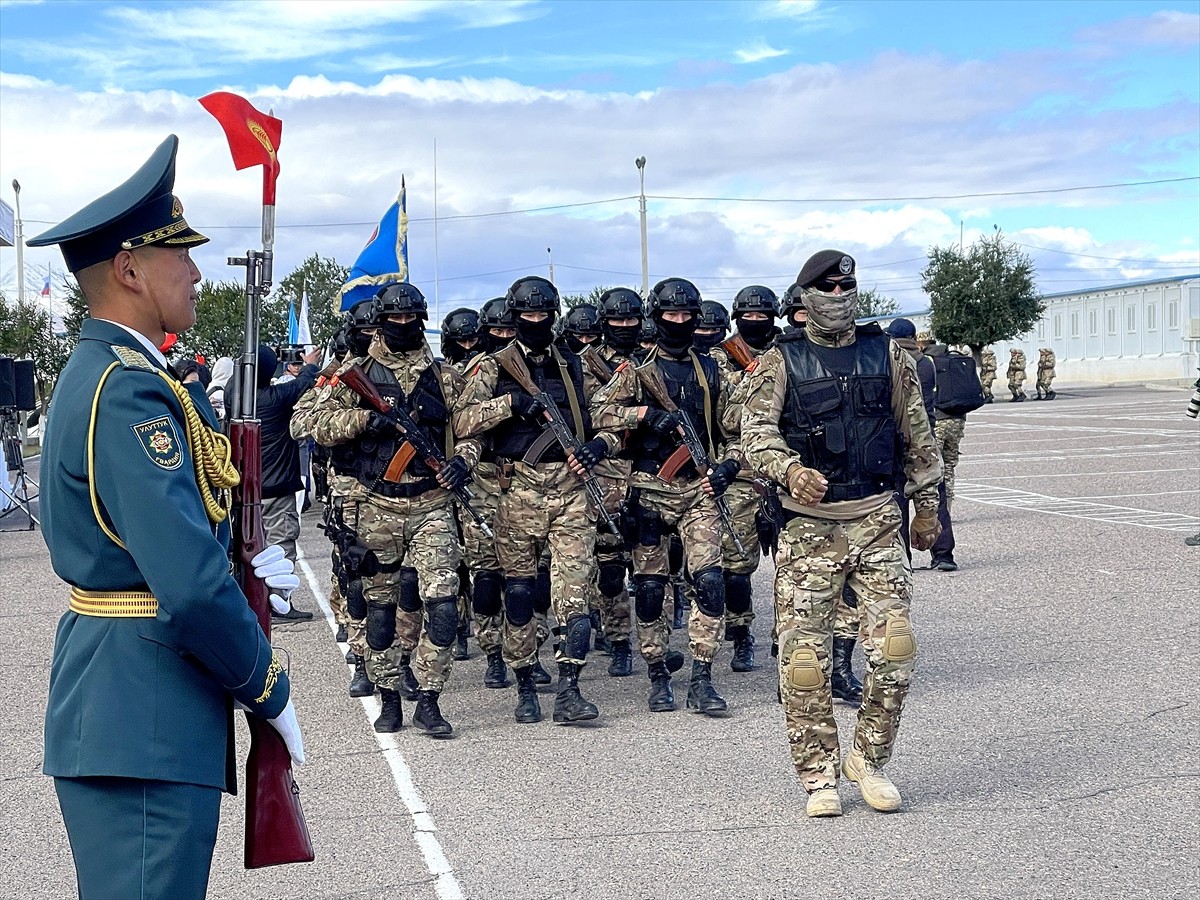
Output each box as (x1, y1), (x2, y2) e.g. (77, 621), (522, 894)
(339, 176), (409, 311)
(287, 301), (298, 343)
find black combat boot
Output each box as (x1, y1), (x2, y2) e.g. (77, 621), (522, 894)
(398, 652), (419, 701)
(348, 654), (375, 698)
(335, 623), (348, 643)
(374, 687), (403, 732)
(728, 625), (757, 673)
(513, 666), (542, 724)
(484, 649), (511, 688)
(591, 609), (611, 654)
(608, 640), (633, 677)
(531, 656), (553, 686)
(686, 660), (728, 717)
(413, 690), (453, 738)
(647, 660), (675, 712)
(831, 637), (864, 704)
(553, 663), (600, 724)
(453, 621), (471, 661)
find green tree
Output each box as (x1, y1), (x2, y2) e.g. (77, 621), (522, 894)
(0, 290), (70, 411)
(179, 280), (249, 360)
(856, 287), (899, 319)
(922, 230), (1044, 360)
(560, 286), (609, 309)
(271, 253), (349, 350)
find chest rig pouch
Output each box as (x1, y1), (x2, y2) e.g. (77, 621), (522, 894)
(352, 359), (448, 498)
(487, 347), (587, 465)
(777, 327), (897, 502)
(630, 351), (719, 478)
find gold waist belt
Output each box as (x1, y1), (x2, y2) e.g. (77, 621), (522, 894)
(69, 587), (158, 618)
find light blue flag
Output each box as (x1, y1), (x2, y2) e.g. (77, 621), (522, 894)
(339, 176), (409, 311)
(287, 301), (299, 343)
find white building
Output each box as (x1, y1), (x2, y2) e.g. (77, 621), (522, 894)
(879, 274), (1200, 384)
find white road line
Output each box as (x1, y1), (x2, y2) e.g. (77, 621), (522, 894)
(963, 466), (1196, 480)
(296, 552), (466, 900)
(955, 482), (1200, 533)
(969, 422), (1193, 437)
(1069, 490), (1200, 500)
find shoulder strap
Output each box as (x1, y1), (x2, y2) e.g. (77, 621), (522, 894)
(689, 350), (717, 456)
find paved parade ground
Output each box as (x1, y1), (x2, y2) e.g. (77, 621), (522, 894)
(2, 384), (1197, 900)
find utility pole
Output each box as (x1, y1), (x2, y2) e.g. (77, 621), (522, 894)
(12, 180), (25, 305)
(635, 157), (648, 297)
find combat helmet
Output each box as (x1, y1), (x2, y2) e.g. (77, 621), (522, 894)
(505, 275), (560, 315)
(648, 277), (702, 315)
(697, 300), (731, 332)
(441, 307), (480, 340)
(732, 285), (779, 319)
(480, 296), (514, 329)
(598, 287), (643, 320)
(372, 282), (428, 322)
(562, 303), (601, 336)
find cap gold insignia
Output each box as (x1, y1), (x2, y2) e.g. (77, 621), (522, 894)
(171, 196), (183, 218)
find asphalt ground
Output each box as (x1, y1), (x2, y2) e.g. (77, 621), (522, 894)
(1, 384), (1197, 900)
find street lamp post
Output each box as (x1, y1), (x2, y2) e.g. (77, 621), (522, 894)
(12, 180), (25, 306)
(635, 157), (648, 298)
(547, 246), (554, 285)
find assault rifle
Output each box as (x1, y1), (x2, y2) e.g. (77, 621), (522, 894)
(496, 349), (619, 534)
(636, 361), (748, 559)
(338, 364), (493, 539)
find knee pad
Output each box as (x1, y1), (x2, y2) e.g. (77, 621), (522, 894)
(533, 567), (551, 615)
(397, 566), (421, 613)
(692, 566), (725, 618)
(346, 578), (367, 620)
(724, 572), (752, 616)
(882, 614), (916, 662)
(667, 533), (683, 573)
(598, 561), (627, 600)
(472, 569), (504, 617)
(366, 600), (396, 651)
(424, 596), (459, 648)
(505, 576), (536, 627)
(565, 613), (591, 659)
(634, 574), (669, 623)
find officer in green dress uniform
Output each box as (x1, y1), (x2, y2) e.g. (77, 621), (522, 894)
(30, 135), (305, 900)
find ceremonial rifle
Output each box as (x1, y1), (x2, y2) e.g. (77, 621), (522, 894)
(337, 363), (493, 539)
(201, 91), (315, 870)
(635, 361), (748, 558)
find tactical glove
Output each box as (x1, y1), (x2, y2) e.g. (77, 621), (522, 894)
(509, 392), (546, 421)
(363, 410), (394, 438)
(437, 455), (471, 490)
(575, 438), (608, 470)
(909, 509), (941, 551)
(704, 459), (741, 497)
(786, 463), (828, 506)
(644, 408), (680, 436)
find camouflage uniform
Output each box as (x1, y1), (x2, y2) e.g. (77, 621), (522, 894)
(308, 338), (479, 710)
(1007, 349), (1027, 400)
(1036, 348), (1056, 399)
(979, 349), (997, 402)
(741, 325), (941, 795)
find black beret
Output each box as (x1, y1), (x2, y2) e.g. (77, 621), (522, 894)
(885, 318), (916, 338)
(796, 249), (855, 288)
(28, 135), (208, 273)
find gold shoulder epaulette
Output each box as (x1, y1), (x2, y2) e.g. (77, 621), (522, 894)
(110, 345), (155, 371)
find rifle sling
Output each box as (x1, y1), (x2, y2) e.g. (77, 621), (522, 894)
(495, 343), (585, 441)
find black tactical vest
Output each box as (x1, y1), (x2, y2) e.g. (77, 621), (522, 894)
(628, 350), (720, 478)
(776, 325), (899, 502)
(347, 358), (449, 498)
(485, 348), (589, 464)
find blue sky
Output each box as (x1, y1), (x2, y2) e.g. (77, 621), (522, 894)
(1, 0), (1197, 323)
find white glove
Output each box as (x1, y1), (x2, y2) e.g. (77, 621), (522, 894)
(269, 593), (291, 615)
(268, 698), (306, 766)
(251, 545), (300, 594)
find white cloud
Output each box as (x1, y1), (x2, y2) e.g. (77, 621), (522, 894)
(758, 0), (821, 20)
(733, 41), (789, 64)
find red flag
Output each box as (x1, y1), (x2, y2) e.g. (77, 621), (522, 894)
(199, 91), (283, 204)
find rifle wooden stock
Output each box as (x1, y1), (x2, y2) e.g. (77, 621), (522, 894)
(721, 334), (756, 371)
(230, 421), (315, 869)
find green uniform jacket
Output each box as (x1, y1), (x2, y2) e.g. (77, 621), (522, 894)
(41, 319), (289, 793)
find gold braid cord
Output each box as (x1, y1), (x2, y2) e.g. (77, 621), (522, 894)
(160, 374), (240, 524)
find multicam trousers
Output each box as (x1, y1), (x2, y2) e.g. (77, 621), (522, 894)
(722, 477), (762, 630)
(593, 458), (632, 643)
(631, 477), (725, 664)
(934, 416), (965, 506)
(494, 462), (597, 668)
(357, 492), (461, 694)
(461, 465), (504, 655)
(774, 499), (916, 793)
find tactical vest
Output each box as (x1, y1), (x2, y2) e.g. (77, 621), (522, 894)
(628, 351), (720, 477)
(776, 326), (899, 503)
(346, 358), (449, 498)
(485, 347), (589, 464)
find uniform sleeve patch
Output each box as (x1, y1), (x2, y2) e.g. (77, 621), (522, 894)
(110, 345), (155, 370)
(131, 416), (184, 469)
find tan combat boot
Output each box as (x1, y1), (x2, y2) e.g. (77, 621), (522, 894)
(842, 748), (902, 812)
(805, 787), (842, 818)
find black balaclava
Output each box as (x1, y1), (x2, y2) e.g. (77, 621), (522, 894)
(516, 315), (556, 353)
(737, 317), (777, 349)
(381, 318), (424, 353)
(603, 320), (640, 354)
(692, 329), (724, 353)
(348, 328), (373, 357)
(655, 314), (697, 358)
(484, 329), (514, 353)
(442, 338), (474, 364)
(563, 333), (594, 355)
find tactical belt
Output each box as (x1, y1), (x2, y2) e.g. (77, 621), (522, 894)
(69, 587), (158, 618)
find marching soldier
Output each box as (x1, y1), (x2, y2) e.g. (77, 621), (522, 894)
(440, 307), (483, 367)
(479, 296), (517, 353)
(593, 277), (740, 717)
(31, 135), (303, 897)
(1035, 347), (1057, 400)
(453, 275), (615, 725)
(308, 283), (479, 738)
(559, 303), (603, 356)
(741, 250), (941, 818)
(693, 299), (730, 354)
(1007, 348), (1028, 401)
(980, 347), (997, 403)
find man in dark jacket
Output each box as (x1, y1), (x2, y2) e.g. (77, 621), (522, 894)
(258, 342), (322, 620)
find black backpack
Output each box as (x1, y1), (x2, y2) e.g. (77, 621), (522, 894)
(932, 352), (986, 416)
